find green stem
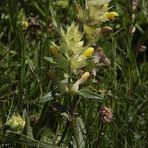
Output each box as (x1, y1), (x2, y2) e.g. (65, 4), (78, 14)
(95, 124), (104, 148)
(58, 97), (80, 146)
(57, 120), (70, 146)
(67, 61), (71, 92)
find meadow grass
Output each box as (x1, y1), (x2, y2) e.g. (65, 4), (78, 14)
(0, 0), (148, 147)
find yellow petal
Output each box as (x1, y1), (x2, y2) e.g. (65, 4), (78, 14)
(104, 11), (118, 20)
(83, 47), (94, 57)
(71, 79), (81, 92)
(80, 72), (90, 81)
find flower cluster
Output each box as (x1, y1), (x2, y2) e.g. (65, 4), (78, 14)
(49, 23), (95, 92)
(99, 106), (113, 123)
(6, 113), (25, 133)
(50, 23), (94, 73)
(77, 0), (118, 37)
(48, 0), (118, 95)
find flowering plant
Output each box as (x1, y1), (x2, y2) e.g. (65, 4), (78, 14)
(42, 0), (118, 146)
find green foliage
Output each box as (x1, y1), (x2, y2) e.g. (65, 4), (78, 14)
(0, 0), (148, 147)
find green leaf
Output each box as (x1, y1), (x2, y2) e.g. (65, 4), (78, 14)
(40, 92), (53, 103)
(32, 1), (45, 17)
(44, 57), (57, 64)
(124, 137), (128, 148)
(50, 42), (69, 69)
(11, 137), (59, 148)
(75, 117), (86, 148)
(47, 70), (67, 92)
(77, 88), (103, 100)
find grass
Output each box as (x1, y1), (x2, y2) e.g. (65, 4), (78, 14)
(0, 0), (148, 147)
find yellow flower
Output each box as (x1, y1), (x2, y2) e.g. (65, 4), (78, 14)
(71, 72), (90, 92)
(22, 20), (29, 29)
(80, 72), (90, 81)
(104, 11), (118, 20)
(71, 79), (81, 92)
(83, 47), (94, 57)
(7, 113), (25, 132)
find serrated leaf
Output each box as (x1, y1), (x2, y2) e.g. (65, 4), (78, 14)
(77, 88), (103, 100)
(10, 137), (59, 148)
(75, 117), (86, 148)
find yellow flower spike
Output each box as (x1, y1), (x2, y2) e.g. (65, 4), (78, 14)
(80, 72), (90, 81)
(104, 11), (119, 20)
(83, 47), (94, 58)
(7, 113), (25, 132)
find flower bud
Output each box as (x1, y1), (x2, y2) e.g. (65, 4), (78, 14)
(101, 26), (113, 34)
(99, 107), (113, 124)
(71, 79), (81, 92)
(71, 72), (90, 92)
(138, 45), (146, 52)
(132, 0), (138, 12)
(92, 47), (104, 64)
(104, 11), (118, 20)
(83, 47), (94, 58)
(94, 28), (101, 37)
(80, 72), (90, 81)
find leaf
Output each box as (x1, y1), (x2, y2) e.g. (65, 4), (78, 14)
(47, 70), (67, 92)
(11, 137), (59, 148)
(40, 92), (53, 103)
(44, 57), (57, 64)
(75, 117), (86, 148)
(41, 127), (55, 145)
(50, 43), (69, 68)
(77, 88), (103, 100)
(22, 109), (33, 138)
(124, 137), (128, 148)
(32, 1), (45, 17)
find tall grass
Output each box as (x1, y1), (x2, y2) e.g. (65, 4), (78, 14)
(0, 0), (148, 147)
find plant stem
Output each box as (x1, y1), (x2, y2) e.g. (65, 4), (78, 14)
(95, 124), (104, 148)
(58, 97), (80, 146)
(57, 120), (70, 146)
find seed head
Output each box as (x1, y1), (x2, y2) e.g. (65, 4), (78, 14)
(99, 106), (113, 123)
